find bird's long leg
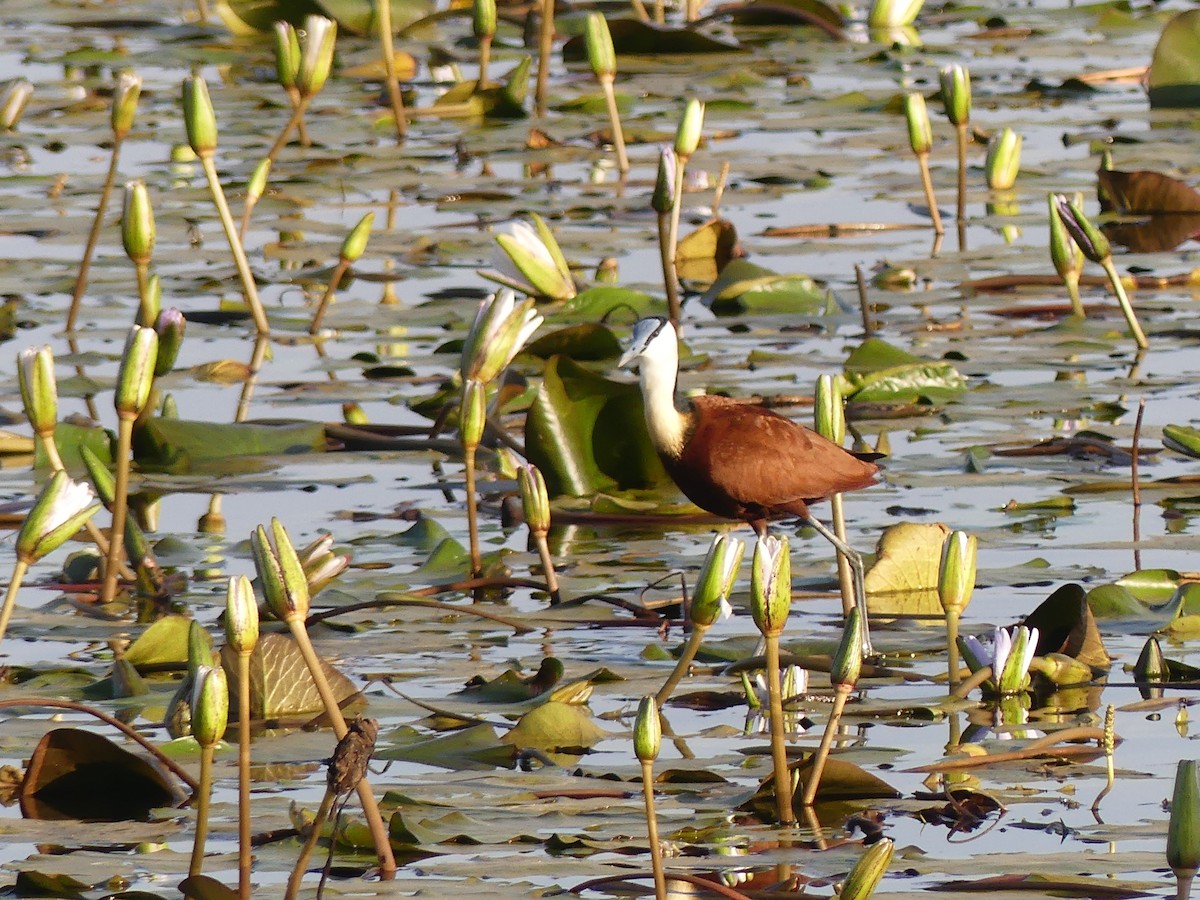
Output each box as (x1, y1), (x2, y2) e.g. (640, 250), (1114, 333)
(802, 515), (874, 658)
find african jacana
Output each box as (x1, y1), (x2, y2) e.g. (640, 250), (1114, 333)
(618, 317), (879, 639)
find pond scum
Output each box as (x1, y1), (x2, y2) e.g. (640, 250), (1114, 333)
(4, 0), (1200, 897)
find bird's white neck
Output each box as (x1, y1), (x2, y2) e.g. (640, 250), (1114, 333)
(637, 334), (689, 459)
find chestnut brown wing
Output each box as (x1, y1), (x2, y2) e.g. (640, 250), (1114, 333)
(682, 397), (877, 511)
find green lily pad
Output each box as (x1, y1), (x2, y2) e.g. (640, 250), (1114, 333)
(132, 419), (327, 472)
(701, 259), (828, 315)
(500, 700), (608, 752)
(1148, 10), (1200, 108)
(124, 614), (207, 670)
(523, 323), (623, 361)
(864, 521), (951, 617)
(556, 285), (660, 321)
(524, 354), (667, 497)
(561, 18), (742, 58)
(1163, 424), (1200, 458)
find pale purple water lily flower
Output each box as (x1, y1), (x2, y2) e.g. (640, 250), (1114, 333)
(484, 214), (575, 301)
(962, 624), (1039, 695)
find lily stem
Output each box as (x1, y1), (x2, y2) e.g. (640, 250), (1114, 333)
(284, 616), (397, 874)
(101, 414), (135, 604)
(954, 122), (967, 223)
(376, 0), (407, 140)
(1179, 872), (1195, 900)
(236, 649), (252, 900)
(284, 789), (335, 900)
(310, 257), (350, 335)
(599, 74), (629, 175)
(535, 0), (554, 118)
(134, 261), (153, 326)
(189, 744), (215, 877)
(68, 136), (124, 332)
(916, 151), (944, 236)
(266, 93), (314, 165)
(655, 624), (709, 707)
(764, 633), (795, 825)
(640, 759), (667, 900)
(533, 532), (561, 605)
(199, 155), (270, 336)
(667, 157), (688, 291)
(464, 443), (482, 579)
(0, 559), (30, 645)
(801, 683), (850, 807)
(1101, 256), (1148, 349)
(478, 34), (492, 88)
(1066, 271), (1085, 318)
(657, 212), (681, 326)
(946, 609), (961, 690)
(829, 493), (853, 619)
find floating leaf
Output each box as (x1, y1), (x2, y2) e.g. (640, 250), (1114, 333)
(500, 700), (608, 752)
(20, 728), (187, 820)
(556, 286), (660, 322)
(525, 355), (667, 497)
(741, 756), (899, 822)
(176, 875), (240, 900)
(382, 723), (514, 770)
(561, 19), (742, 58)
(1098, 168), (1200, 215)
(132, 419), (327, 472)
(1024, 584), (1110, 670)
(220, 632), (360, 720)
(1148, 10), (1200, 108)
(676, 219), (741, 289)
(1164, 424), (1200, 458)
(213, 0), (324, 33)
(461, 657), (564, 702)
(124, 614), (208, 670)
(844, 362), (966, 404)
(523, 323), (622, 361)
(864, 521), (950, 616)
(701, 258), (828, 315)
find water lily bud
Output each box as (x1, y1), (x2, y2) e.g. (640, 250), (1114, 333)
(273, 21), (301, 90)
(633, 695), (661, 763)
(691, 533), (744, 628)
(903, 93), (932, 156)
(939, 64), (970, 127)
(867, 0), (924, 27)
(473, 0), (496, 39)
(937, 530), (977, 617)
(225, 574), (259, 655)
(814, 374), (845, 445)
(18, 345), (57, 436)
(298, 533), (350, 596)
(595, 257), (619, 285)
(1053, 194), (1111, 264)
(153, 308), (186, 377)
(296, 15), (337, 98)
(246, 158), (272, 205)
(651, 147), (676, 216)
(831, 606), (864, 689)
(340, 212), (374, 263)
(114, 325), (158, 418)
(121, 180), (155, 268)
(191, 664), (229, 748)
(251, 518), (311, 622)
(585, 13), (616, 80)
(491, 214), (575, 302)
(985, 127), (1021, 191)
(1048, 192), (1083, 281)
(1134, 636), (1166, 683)
(111, 71), (142, 140)
(182, 76), (218, 158)
(518, 463), (551, 536)
(461, 289), (543, 384)
(840, 837), (894, 900)
(460, 379), (487, 451)
(187, 618), (214, 676)
(16, 471), (101, 565)
(1169, 760), (1200, 879)
(0, 78), (33, 131)
(674, 98), (704, 159)
(996, 624), (1038, 695)
(1028, 652), (1091, 686)
(750, 535), (790, 638)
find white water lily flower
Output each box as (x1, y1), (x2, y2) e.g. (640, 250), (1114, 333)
(690, 533), (744, 628)
(298, 533), (351, 596)
(962, 624), (1040, 696)
(482, 214), (576, 301)
(15, 471), (101, 564)
(461, 288), (543, 384)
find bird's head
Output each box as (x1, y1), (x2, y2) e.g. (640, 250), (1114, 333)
(618, 316), (674, 370)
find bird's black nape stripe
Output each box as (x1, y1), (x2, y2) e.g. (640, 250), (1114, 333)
(645, 316), (668, 343)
